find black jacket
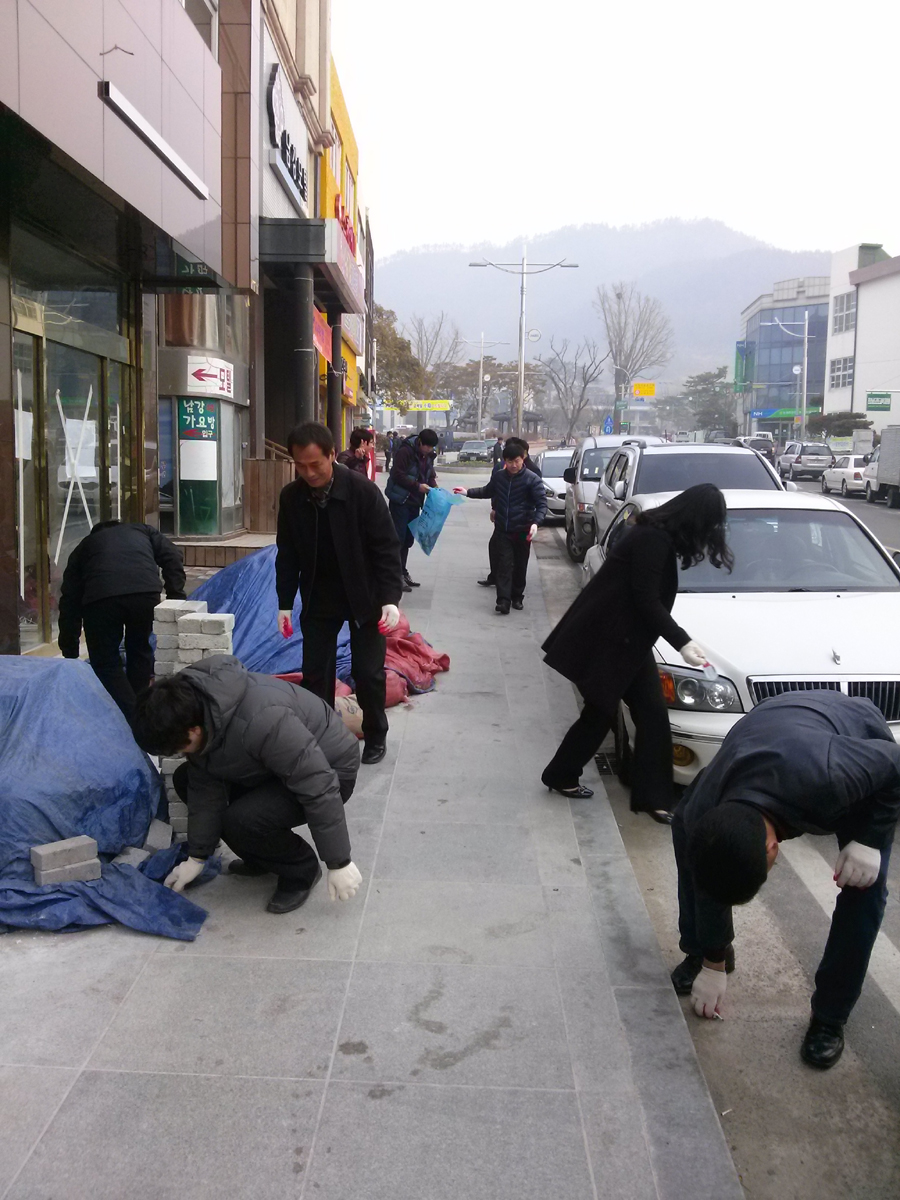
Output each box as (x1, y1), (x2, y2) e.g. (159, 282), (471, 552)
(58, 522), (185, 656)
(543, 524), (690, 711)
(275, 463), (403, 623)
(385, 436), (438, 508)
(178, 657), (359, 863)
(467, 466), (548, 533)
(679, 690), (900, 852)
(336, 449), (369, 476)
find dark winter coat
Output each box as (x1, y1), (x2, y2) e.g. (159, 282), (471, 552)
(491, 439), (504, 467)
(179, 656), (359, 862)
(275, 463), (403, 624)
(679, 690), (900, 851)
(58, 522), (185, 656)
(542, 523), (690, 712)
(385, 436), (438, 508)
(467, 466), (548, 533)
(336, 448), (369, 476)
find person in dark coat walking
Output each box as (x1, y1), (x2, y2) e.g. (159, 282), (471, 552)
(385, 428), (439, 590)
(456, 440), (547, 614)
(476, 438), (541, 588)
(275, 422), (403, 765)
(132, 656), (362, 914)
(336, 427), (374, 476)
(491, 436), (504, 469)
(672, 689), (900, 1069)
(541, 484), (732, 819)
(383, 430), (394, 474)
(57, 520), (186, 722)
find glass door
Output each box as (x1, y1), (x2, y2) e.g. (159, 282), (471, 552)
(13, 332), (42, 650)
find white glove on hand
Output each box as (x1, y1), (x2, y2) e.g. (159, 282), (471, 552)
(378, 604), (400, 633)
(527, 523), (538, 542)
(834, 841), (881, 889)
(164, 857), (205, 892)
(277, 610), (294, 638)
(680, 640), (707, 668)
(328, 861), (362, 901)
(691, 965), (727, 1019)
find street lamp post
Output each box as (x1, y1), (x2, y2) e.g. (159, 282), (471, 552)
(461, 333), (509, 434)
(470, 247), (578, 437)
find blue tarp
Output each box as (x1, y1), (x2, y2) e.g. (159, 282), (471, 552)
(192, 544), (352, 677)
(0, 658), (216, 940)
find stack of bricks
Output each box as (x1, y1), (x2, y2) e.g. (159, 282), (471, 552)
(31, 835), (101, 885)
(153, 600), (235, 677)
(160, 756), (188, 842)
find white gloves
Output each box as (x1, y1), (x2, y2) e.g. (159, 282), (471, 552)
(453, 487), (467, 495)
(527, 524), (538, 542)
(834, 841), (881, 889)
(164, 857), (205, 892)
(328, 861), (362, 901)
(277, 610), (294, 638)
(691, 965), (727, 1019)
(680, 640), (707, 668)
(378, 604), (400, 633)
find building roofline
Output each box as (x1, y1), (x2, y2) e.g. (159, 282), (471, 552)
(850, 255), (900, 286)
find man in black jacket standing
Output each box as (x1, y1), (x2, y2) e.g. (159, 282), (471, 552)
(132, 656), (362, 914)
(58, 520), (186, 721)
(456, 440), (547, 614)
(276, 422), (403, 765)
(385, 428), (439, 590)
(672, 689), (900, 1069)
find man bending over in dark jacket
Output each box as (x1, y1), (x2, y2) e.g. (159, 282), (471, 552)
(132, 655), (362, 914)
(58, 520), (185, 721)
(673, 689), (900, 1069)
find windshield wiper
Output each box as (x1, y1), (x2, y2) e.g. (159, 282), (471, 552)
(787, 587), (812, 592)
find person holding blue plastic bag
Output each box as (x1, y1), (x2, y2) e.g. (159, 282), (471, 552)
(409, 486), (465, 556)
(385, 428), (439, 591)
(455, 441), (547, 615)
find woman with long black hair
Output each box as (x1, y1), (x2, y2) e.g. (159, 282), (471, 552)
(541, 483), (734, 823)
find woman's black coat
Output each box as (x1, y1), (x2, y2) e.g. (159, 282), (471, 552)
(542, 524), (691, 712)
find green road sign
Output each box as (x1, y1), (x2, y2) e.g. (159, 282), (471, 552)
(867, 391), (892, 412)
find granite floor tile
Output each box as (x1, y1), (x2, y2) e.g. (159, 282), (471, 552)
(555, 967), (633, 1091)
(88, 956), (350, 1078)
(357, 881), (554, 966)
(579, 1072), (660, 1200)
(374, 820), (541, 885)
(584, 855), (674, 988)
(304, 1082), (595, 1200)
(333, 961), (573, 1089)
(5, 1070), (324, 1200)
(0, 1065), (78, 1195)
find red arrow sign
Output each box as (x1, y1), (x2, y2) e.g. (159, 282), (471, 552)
(192, 367), (218, 382)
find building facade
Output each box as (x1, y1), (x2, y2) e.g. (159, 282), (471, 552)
(848, 251), (900, 435)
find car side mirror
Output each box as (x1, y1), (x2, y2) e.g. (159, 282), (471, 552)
(785, 480), (799, 492)
(563, 467), (576, 484)
(863, 453), (872, 464)
(613, 480), (626, 500)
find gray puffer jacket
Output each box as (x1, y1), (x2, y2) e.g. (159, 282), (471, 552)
(180, 656), (359, 863)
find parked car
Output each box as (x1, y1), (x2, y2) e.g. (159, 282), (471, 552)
(534, 449), (573, 520)
(582, 489), (900, 784)
(458, 439), (492, 463)
(863, 426), (900, 507)
(821, 454), (868, 497)
(591, 441), (783, 543)
(562, 434), (665, 562)
(733, 436), (776, 464)
(776, 440), (833, 481)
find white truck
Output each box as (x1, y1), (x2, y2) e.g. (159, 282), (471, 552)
(865, 425), (900, 507)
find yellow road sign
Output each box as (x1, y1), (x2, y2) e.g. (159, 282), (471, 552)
(632, 382), (655, 398)
(405, 399), (451, 411)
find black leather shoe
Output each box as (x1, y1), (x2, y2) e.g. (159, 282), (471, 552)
(402, 580), (412, 593)
(671, 946), (735, 995)
(361, 741), (387, 765)
(511, 599), (524, 610)
(228, 859), (270, 877)
(800, 1018), (844, 1069)
(496, 600), (510, 615)
(477, 577), (494, 587)
(403, 571), (420, 588)
(266, 866), (322, 914)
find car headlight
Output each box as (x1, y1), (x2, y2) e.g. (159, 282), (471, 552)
(544, 483), (555, 497)
(658, 666), (742, 713)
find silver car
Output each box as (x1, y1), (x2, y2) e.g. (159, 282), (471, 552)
(777, 440), (833, 481)
(534, 449), (572, 520)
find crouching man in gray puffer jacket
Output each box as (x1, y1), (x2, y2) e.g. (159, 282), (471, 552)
(132, 655), (362, 914)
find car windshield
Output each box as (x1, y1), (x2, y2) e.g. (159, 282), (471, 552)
(677, 509), (900, 593)
(581, 448), (616, 479)
(747, 439), (771, 452)
(801, 444), (830, 455)
(462, 441), (484, 450)
(635, 452), (778, 493)
(541, 457), (570, 478)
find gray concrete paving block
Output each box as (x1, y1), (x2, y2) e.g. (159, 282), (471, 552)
(200, 614), (234, 634)
(578, 1072), (661, 1200)
(333, 961), (574, 1089)
(0, 1064), (79, 1195)
(153, 599), (206, 622)
(305, 1082), (594, 1200)
(34, 859), (101, 886)
(29, 835), (97, 872)
(152, 645), (179, 662)
(142, 819), (172, 852)
(375, 820), (541, 885)
(111, 847), (151, 867)
(87, 956), (351, 1078)
(153, 660), (176, 676)
(153, 632), (179, 649)
(160, 756), (184, 774)
(4, 1070), (324, 1200)
(583, 854), (674, 988)
(555, 966), (633, 1090)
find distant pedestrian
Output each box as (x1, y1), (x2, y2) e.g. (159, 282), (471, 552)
(386, 428), (439, 591)
(455, 440), (547, 614)
(540, 484), (731, 818)
(276, 422), (403, 765)
(491, 436), (504, 469)
(57, 520), (186, 722)
(337, 427), (374, 476)
(671, 689), (899, 1070)
(383, 430), (394, 473)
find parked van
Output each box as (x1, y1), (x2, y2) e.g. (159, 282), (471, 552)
(563, 434), (665, 562)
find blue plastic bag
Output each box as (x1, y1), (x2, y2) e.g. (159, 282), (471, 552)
(408, 488), (465, 556)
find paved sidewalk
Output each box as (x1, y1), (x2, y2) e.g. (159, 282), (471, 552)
(0, 483), (743, 1200)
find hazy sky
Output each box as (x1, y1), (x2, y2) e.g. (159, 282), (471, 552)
(332, 0), (900, 261)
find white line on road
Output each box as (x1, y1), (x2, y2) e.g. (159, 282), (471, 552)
(779, 839), (900, 1016)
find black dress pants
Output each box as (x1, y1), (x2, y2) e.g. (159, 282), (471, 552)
(300, 613), (389, 743)
(82, 591), (159, 722)
(542, 653), (674, 811)
(388, 501), (418, 571)
(172, 765), (355, 883)
(491, 529), (531, 603)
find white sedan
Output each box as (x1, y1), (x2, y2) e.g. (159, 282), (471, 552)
(821, 454), (868, 497)
(582, 490), (900, 784)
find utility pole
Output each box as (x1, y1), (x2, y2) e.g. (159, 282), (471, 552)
(461, 333), (509, 433)
(801, 309), (809, 440)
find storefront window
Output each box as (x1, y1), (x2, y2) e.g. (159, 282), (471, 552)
(159, 397), (176, 535)
(163, 293), (222, 350)
(13, 332), (40, 650)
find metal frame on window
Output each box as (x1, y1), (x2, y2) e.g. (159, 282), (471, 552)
(829, 356), (854, 389)
(832, 291), (857, 335)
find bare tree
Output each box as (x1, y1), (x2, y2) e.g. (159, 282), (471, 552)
(594, 282), (674, 429)
(539, 337), (608, 441)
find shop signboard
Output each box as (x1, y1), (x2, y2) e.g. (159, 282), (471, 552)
(178, 398), (218, 536)
(266, 64), (309, 217)
(405, 399), (451, 411)
(186, 356), (233, 400)
(313, 310), (332, 363)
(867, 391), (892, 412)
(632, 382), (655, 399)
